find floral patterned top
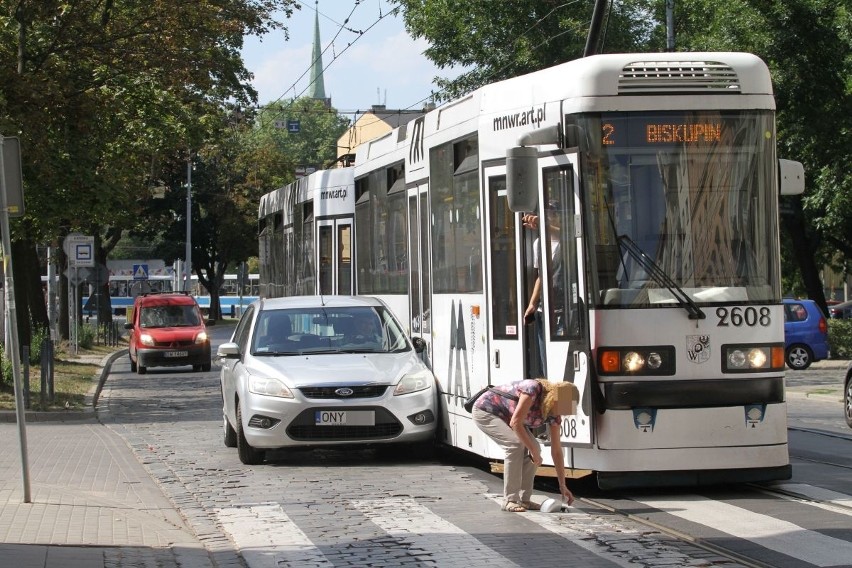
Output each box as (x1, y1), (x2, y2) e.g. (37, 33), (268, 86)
(474, 379), (561, 428)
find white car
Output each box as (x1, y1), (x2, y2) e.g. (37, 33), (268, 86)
(218, 296), (438, 464)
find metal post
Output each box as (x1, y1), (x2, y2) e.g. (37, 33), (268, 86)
(184, 153), (192, 292)
(666, 0), (675, 52)
(0, 135), (31, 502)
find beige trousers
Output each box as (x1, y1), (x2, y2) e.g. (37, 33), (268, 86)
(473, 407), (538, 505)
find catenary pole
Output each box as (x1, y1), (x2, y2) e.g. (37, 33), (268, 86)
(0, 135), (31, 503)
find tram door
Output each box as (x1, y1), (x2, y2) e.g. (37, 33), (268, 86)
(317, 218), (353, 295)
(536, 152), (592, 446)
(483, 163), (529, 384)
(407, 183), (432, 366)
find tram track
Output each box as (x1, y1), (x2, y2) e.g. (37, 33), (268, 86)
(576, 494), (774, 568)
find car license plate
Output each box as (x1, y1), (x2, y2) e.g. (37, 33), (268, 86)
(315, 410), (375, 426)
(164, 351), (188, 358)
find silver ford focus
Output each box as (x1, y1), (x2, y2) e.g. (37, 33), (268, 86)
(218, 295), (437, 464)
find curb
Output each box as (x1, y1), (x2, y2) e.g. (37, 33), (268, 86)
(0, 349), (126, 423)
(91, 349), (128, 408)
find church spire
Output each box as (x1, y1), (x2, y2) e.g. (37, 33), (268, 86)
(307, 2), (327, 102)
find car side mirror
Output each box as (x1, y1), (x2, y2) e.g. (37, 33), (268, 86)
(217, 342), (240, 359)
(206, 318), (216, 326)
(411, 337), (427, 353)
(124, 322), (133, 330)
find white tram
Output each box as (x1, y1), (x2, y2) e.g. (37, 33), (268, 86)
(258, 168), (355, 298)
(260, 52), (805, 488)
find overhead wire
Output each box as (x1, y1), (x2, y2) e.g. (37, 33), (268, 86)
(252, 0), (604, 134)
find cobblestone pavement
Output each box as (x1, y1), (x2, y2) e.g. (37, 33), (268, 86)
(3, 344), (848, 567)
(95, 359), (750, 568)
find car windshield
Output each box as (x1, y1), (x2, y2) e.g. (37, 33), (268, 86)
(251, 305), (409, 355)
(139, 305), (201, 328)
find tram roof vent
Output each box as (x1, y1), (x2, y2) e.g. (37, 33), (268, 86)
(618, 60), (741, 93)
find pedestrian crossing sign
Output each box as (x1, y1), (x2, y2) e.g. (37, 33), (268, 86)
(132, 264), (149, 280)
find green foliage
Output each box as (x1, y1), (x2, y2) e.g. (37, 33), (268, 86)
(0, 355), (11, 387)
(828, 320), (852, 359)
(28, 326), (50, 365)
(78, 324), (96, 350)
(394, 0), (657, 100)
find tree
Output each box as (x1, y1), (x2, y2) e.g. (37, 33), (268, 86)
(0, 0), (298, 341)
(393, 0), (656, 100)
(131, 97), (348, 320)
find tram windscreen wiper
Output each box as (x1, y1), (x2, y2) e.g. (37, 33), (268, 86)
(617, 235), (706, 320)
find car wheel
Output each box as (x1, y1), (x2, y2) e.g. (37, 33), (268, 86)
(129, 356), (137, 373)
(137, 365), (147, 375)
(785, 345), (812, 370)
(193, 365), (201, 372)
(201, 362), (212, 372)
(236, 403), (264, 465)
(845, 373), (852, 428)
(224, 415), (238, 448)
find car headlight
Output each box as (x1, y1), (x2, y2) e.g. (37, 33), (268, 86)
(394, 370), (433, 395)
(195, 331), (209, 344)
(248, 374), (294, 398)
(139, 333), (155, 346)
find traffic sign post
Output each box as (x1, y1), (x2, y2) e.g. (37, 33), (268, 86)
(63, 234), (94, 355)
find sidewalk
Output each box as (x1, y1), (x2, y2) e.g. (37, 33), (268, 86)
(785, 358), (849, 403)
(0, 351), (226, 568)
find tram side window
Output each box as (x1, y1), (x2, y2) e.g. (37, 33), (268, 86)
(488, 176), (518, 338)
(355, 178), (372, 293)
(292, 201), (314, 295)
(354, 164), (408, 294)
(430, 137), (483, 294)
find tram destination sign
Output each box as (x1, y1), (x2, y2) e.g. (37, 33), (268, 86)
(602, 113), (724, 147)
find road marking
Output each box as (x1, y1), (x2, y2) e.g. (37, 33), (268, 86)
(633, 494), (852, 567)
(351, 497), (523, 567)
(216, 503), (332, 568)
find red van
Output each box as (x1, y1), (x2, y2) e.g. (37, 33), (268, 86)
(125, 292), (211, 374)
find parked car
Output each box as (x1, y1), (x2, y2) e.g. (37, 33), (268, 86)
(783, 298), (829, 370)
(828, 300), (852, 319)
(846, 363), (852, 428)
(125, 292), (211, 374)
(218, 295), (437, 465)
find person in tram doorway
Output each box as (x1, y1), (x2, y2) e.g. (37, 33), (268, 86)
(523, 202), (564, 376)
(472, 379), (576, 512)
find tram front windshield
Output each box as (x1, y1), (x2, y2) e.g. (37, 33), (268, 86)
(576, 110), (780, 309)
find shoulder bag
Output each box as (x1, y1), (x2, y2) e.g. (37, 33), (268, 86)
(463, 385), (519, 413)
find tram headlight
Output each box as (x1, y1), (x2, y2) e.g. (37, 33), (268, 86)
(723, 344), (784, 372)
(597, 346), (675, 376)
(623, 352), (644, 372)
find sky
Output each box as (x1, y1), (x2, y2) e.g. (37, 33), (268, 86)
(240, 0), (461, 116)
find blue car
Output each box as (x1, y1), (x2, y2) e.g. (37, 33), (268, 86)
(783, 298), (830, 370)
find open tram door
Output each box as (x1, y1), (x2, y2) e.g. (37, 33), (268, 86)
(507, 144), (594, 452)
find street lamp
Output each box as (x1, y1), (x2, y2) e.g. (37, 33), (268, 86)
(184, 152), (192, 292)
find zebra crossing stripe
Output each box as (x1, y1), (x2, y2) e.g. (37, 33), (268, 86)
(216, 503), (333, 568)
(351, 496), (523, 567)
(633, 494), (852, 567)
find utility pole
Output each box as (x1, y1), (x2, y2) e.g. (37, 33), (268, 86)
(0, 135), (31, 503)
(666, 0), (676, 52)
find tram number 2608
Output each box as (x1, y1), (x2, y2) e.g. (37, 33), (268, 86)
(715, 306), (771, 327)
